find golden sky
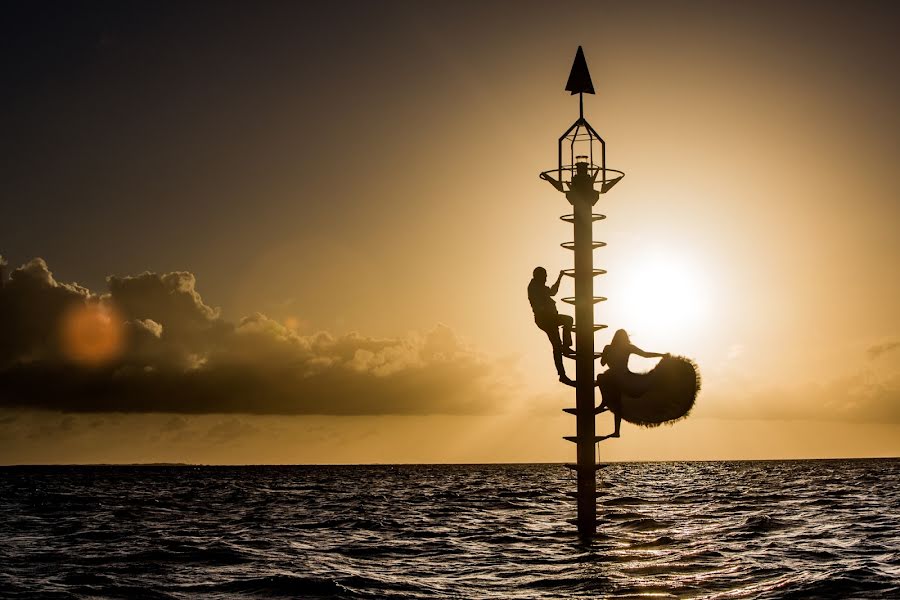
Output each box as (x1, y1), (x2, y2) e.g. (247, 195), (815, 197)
(1, 1), (898, 463)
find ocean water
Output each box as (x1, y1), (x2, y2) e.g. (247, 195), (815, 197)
(1, 460), (898, 599)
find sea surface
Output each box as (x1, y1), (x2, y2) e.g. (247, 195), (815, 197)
(1, 460), (898, 599)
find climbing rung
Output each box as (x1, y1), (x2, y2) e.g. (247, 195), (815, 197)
(564, 491), (603, 498)
(563, 406), (608, 415)
(561, 296), (606, 305)
(563, 463), (608, 471)
(561, 241), (607, 251)
(560, 213), (606, 223)
(572, 324), (607, 332)
(563, 436), (608, 444)
(563, 352), (603, 360)
(561, 268), (607, 277)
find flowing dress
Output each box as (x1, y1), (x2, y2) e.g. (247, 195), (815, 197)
(597, 344), (700, 427)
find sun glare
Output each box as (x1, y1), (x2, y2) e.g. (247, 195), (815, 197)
(612, 251), (711, 344)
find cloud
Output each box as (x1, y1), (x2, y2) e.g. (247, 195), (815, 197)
(0, 258), (91, 365)
(0, 258), (513, 415)
(868, 340), (900, 360)
(695, 359), (900, 424)
(6, 257), (893, 425)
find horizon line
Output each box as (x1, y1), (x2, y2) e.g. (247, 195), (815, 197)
(2, 456), (898, 468)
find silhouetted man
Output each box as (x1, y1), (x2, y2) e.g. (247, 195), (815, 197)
(528, 266), (574, 384)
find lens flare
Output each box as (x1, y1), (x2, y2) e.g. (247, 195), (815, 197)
(60, 303), (124, 366)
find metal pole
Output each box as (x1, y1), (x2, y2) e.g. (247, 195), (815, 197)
(568, 165), (600, 537)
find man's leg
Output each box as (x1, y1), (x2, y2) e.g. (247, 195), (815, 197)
(558, 314), (574, 349)
(543, 328), (570, 382)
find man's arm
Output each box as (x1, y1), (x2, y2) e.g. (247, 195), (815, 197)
(549, 271), (564, 295)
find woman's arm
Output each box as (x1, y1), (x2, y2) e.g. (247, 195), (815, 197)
(630, 344), (666, 359)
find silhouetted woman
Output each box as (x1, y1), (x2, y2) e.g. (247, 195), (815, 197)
(596, 329), (667, 439)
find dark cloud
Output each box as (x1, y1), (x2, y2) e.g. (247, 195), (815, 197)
(0, 258), (91, 364)
(0, 258), (512, 415)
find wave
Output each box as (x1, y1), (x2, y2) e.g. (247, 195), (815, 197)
(2, 459), (899, 599)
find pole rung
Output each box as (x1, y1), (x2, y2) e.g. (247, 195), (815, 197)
(561, 268), (607, 278)
(571, 324), (607, 332)
(560, 213), (606, 223)
(561, 296), (607, 305)
(563, 352), (603, 360)
(563, 407), (609, 415)
(563, 436), (607, 444)
(561, 241), (607, 251)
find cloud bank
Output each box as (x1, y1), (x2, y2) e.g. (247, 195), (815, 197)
(0, 258), (511, 415)
(691, 338), (900, 424)
(700, 370), (900, 424)
(1, 257), (896, 424)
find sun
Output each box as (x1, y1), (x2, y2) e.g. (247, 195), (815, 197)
(609, 250), (711, 345)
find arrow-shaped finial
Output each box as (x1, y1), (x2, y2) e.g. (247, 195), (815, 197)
(565, 46), (595, 95)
